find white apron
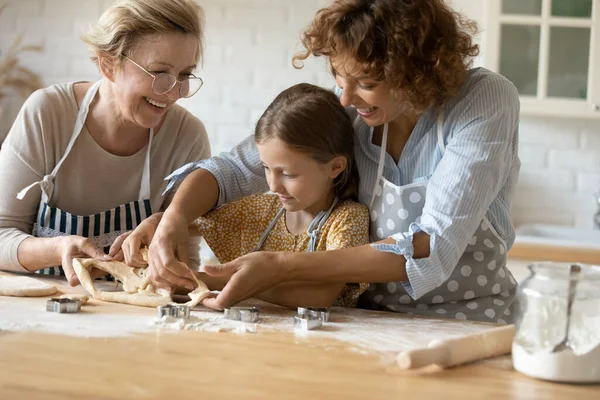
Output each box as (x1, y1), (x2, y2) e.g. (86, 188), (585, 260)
(17, 80), (154, 277)
(361, 111), (517, 323)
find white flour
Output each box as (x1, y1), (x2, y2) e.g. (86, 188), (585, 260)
(0, 301), (156, 337)
(512, 293), (600, 382)
(512, 343), (600, 383)
(0, 297), (493, 355)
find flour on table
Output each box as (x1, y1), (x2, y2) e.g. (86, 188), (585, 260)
(0, 275), (57, 297)
(149, 305), (494, 355)
(0, 294), (495, 356)
(152, 315), (258, 334)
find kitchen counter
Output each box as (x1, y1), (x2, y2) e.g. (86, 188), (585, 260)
(506, 257), (532, 282)
(0, 268), (598, 399)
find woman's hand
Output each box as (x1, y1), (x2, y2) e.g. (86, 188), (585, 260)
(56, 236), (113, 286)
(115, 213), (164, 267)
(107, 231), (130, 262)
(145, 212), (196, 291)
(201, 251), (289, 310)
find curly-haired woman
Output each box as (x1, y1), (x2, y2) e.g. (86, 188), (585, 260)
(122, 0), (520, 323)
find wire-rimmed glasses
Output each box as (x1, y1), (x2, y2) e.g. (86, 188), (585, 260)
(123, 55), (203, 98)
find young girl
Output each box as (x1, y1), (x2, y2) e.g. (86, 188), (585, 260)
(190, 83), (369, 308)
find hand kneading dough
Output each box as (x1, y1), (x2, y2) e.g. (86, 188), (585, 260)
(0, 276), (58, 297)
(72, 254), (210, 308)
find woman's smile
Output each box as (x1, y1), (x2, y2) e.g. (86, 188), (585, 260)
(355, 106), (378, 118)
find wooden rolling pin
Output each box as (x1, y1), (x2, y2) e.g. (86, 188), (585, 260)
(397, 324), (515, 369)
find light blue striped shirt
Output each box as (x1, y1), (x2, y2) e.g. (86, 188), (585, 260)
(166, 68), (520, 300)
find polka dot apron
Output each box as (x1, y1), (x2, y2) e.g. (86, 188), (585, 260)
(17, 80), (154, 278)
(360, 110), (517, 323)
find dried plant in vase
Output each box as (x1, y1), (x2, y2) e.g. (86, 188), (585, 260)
(0, 4), (44, 103)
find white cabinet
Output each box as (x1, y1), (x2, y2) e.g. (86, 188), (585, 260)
(483, 0), (600, 118)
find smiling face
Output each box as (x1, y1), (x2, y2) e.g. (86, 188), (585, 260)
(257, 138), (344, 215)
(332, 57), (408, 127)
(106, 32), (199, 129)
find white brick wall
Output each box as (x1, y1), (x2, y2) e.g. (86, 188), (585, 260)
(1, 0), (599, 230)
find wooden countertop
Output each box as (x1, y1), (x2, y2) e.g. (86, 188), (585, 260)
(509, 242), (600, 265)
(0, 272), (598, 399)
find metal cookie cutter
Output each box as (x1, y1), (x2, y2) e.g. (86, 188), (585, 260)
(224, 307), (259, 323)
(46, 298), (81, 314)
(294, 314), (322, 331)
(297, 307), (331, 323)
(156, 304), (190, 319)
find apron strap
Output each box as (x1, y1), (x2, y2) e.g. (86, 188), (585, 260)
(370, 122), (388, 209)
(306, 196), (339, 252)
(17, 80), (103, 203)
(436, 106), (446, 156)
(253, 196), (340, 253)
(138, 128), (154, 201)
(367, 107), (446, 209)
(253, 207), (286, 252)
(17, 79), (154, 204)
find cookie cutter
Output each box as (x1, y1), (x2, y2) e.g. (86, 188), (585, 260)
(224, 307), (259, 323)
(297, 307), (331, 322)
(46, 298), (81, 314)
(294, 314), (322, 331)
(156, 304), (190, 319)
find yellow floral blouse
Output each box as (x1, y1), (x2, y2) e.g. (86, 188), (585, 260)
(195, 193), (370, 307)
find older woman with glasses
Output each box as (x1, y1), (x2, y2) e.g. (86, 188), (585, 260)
(0, 0), (210, 285)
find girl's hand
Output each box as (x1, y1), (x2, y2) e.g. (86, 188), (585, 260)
(145, 212), (196, 291)
(201, 251), (288, 310)
(117, 213), (163, 267)
(56, 236), (113, 286)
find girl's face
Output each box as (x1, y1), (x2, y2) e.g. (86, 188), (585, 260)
(257, 138), (345, 215)
(331, 57), (407, 127)
(106, 33), (199, 129)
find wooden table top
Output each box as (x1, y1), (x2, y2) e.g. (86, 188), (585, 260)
(0, 272), (598, 399)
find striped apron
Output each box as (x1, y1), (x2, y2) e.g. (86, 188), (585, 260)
(17, 80), (154, 277)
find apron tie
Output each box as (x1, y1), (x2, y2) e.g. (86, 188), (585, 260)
(17, 174), (54, 202)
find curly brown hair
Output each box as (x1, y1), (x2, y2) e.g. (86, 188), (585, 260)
(293, 0), (479, 111)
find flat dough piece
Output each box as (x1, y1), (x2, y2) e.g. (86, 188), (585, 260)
(0, 276), (58, 297)
(72, 255), (210, 308)
(59, 294), (89, 305)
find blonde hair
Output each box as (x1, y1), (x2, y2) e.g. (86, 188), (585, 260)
(82, 0), (204, 66)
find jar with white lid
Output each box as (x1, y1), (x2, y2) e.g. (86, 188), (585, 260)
(512, 262), (600, 383)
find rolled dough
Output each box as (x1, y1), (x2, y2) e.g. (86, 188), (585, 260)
(0, 276), (58, 297)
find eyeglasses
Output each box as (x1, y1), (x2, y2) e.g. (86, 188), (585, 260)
(123, 55), (203, 98)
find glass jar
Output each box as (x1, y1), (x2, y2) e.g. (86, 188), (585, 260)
(512, 262), (600, 383)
